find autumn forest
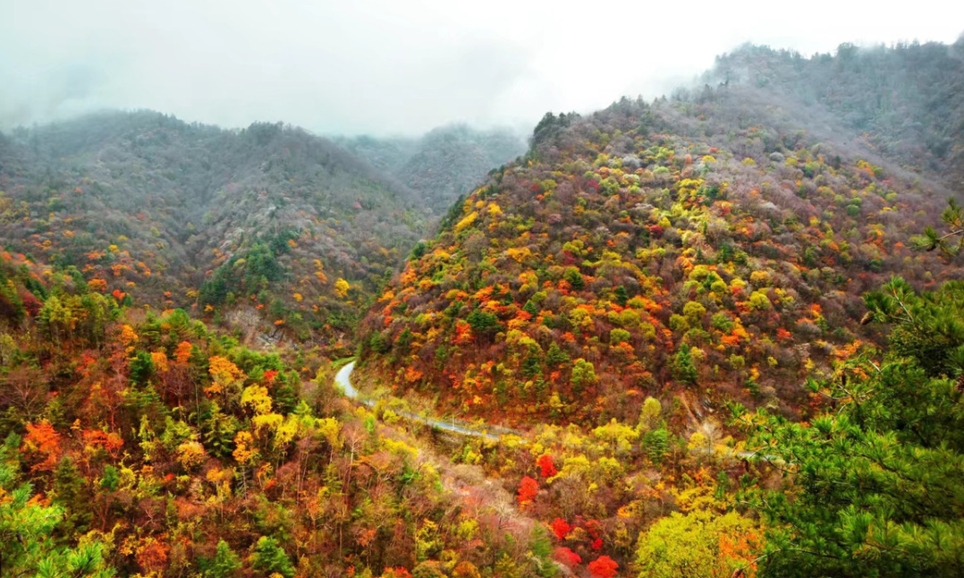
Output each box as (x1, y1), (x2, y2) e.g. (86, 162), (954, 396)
(2, 39), (964, 578)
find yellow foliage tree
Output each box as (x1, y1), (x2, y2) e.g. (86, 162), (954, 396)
(177, 440), (207, 470)
(119, 324), (138, 354)
(207, 356), (245, 397)
(150, 351), (169, 373)
(232, 431), (258, 466)
(635, 509), (763, 578)
(240, 385), (273, 415)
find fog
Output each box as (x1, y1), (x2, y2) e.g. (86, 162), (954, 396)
(1, 0), (962, 136)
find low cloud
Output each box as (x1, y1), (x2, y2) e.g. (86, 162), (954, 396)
(1, 0), (961, 135)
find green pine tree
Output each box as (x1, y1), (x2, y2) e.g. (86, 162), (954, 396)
(202, 540), (242, 578)
(251, 536), (294, 578)
(672, 345), (698, 386)
(741, 276), (964, 577)
(0, 437), (114, 578)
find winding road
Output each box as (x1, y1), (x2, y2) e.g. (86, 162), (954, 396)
(335, 361), (777, 461)
(335, 361), (508, 441)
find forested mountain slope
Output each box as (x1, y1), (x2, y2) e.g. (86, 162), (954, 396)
(0, 111), (430, 352)
(0, 255), (558, 578)
(357, 47), (961, 426)
(707, 39), (964, 190)
(337, 124), (527, 212)
(3, 39), (964, 578)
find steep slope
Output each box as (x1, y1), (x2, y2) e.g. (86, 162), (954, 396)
(0, 111), (428, 351)
(357, 73), (957, 427)
(0, 254), (557, 578)
(337, 124), (527, 213)
(707, 39), (964, 190)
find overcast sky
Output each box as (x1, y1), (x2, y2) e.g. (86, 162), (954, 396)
(1, 0), (962, 136)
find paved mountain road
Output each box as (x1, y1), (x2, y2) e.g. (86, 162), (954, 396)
(335, 361), (778, 461)
(335, 361), (509, 441)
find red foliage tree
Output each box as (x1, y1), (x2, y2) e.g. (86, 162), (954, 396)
(517, 476), (538, 506)
(553, 547), (582, 568)
(82, 428), (124, 458)
(19, 290), (42, 316)
(536, 453), (557, 478)
(588, 555), (618, 578)
(550, 518), (571, 540)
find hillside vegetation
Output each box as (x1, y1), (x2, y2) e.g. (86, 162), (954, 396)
(0, 256), (557, 578)
(0, 112), (429, 353)
(357, 44), (959, 427)
(708, 40), (964, 189)
(351, 41), (964, 578)
(2, 40), (964, 578)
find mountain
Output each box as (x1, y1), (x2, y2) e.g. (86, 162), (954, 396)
(706, 39), (964, 191)
(4, 40), (964, 578)
(356, 43), (962, 428)
(0, 111), (430, 353)
(0, 113), (559, 577)
(337, 124), (527, 212)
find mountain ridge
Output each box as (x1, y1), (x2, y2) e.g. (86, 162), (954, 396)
(0, 110), (430, 351)
(356, 42), (964, 427)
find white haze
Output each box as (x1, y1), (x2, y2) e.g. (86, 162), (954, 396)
(0, 0), (962, 136)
